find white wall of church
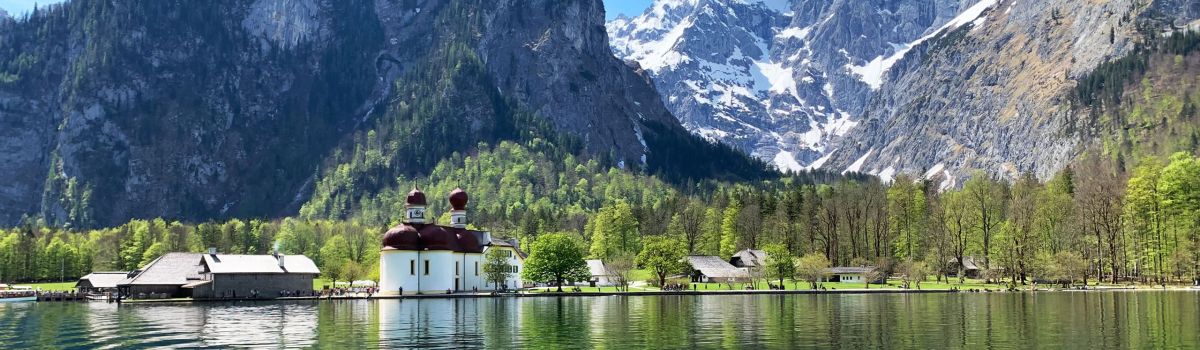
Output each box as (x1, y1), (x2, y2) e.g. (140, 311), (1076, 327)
(458, 253), (485, 291)
(418, 250), (455, 293)
(382, 247), (521, 293)
(380, 250), (419, 295)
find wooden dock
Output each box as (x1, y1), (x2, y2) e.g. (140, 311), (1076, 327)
(37, 292), (88, 302)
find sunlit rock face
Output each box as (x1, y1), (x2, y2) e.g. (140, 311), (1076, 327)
(608, 0), (966, 172)
(611, 0), (1198, 186)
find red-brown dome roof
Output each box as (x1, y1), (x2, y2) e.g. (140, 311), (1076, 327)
(382, 224), (420, 250)
(449, 188), (468, 210)
(406, 186), (427, 206)
(457, 230), (483, 253)
(418, 225), (461, 251)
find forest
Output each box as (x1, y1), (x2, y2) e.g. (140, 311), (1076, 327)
(2, 138), (1197, 287)
(3, 8), (1199, 287)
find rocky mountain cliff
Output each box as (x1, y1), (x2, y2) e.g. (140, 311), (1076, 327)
(610, 0), (1200, 186)
(0, 0), (769, 227)
(823, 0), (1200, 187)
(607, 0), (971, 171)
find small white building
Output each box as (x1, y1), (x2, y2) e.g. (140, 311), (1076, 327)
(379, 187), (524, 295)
(585, 259), (617, 286)
(828, 266), (882, 284)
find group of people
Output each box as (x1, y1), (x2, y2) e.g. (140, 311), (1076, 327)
(660, 283), (689, 291)
(323, 286), (376, 298)
(278, 289), (318, 297)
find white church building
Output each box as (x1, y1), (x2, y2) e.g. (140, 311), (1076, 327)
(379, 186), (525, 295)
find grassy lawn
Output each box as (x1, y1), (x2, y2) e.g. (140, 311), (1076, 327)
(21, 281), (77, 291)
(564, 276), (1016, 292)
(525, 285), (661, 293)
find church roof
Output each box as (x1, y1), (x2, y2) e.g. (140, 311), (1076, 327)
(382, 223), (487, 253)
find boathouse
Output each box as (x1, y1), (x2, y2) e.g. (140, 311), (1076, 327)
(188, 252), (320, 299)
(117, 252), (205, 298)
(76, 272), (129, 294)
(117, 250), (319, 299)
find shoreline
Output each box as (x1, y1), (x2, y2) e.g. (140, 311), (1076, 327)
(113, 286), (1199, 304)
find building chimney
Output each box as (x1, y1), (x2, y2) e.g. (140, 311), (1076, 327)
(277, 254), (285, 268)
(207, 247), (217, 255)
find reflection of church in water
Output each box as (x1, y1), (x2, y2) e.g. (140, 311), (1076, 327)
(379, 187), (525, 295)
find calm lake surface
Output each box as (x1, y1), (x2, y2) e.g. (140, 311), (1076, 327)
(1, 291), (1198, 349)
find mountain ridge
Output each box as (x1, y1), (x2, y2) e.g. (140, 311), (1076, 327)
(607, 0), (970, 172)
(0, 0), (773, 228)
(610, 0), (1200, 187)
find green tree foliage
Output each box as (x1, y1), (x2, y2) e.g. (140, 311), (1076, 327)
(719, 201), (740, 258)
(762, 244), (795, 287)
(795, 253), (831, 290)
(897, 260), (928, 289)
(963, 172), (1008, 270)
(588, 201), (640, 260)
(522, 233), (589, 292)
(1125, 158), (1167, 282)
(482, 248), (512, 289)
(1042, 251), (1088, 288)
(888, 175), (926, 260)
(698, 208), (723, 256)
(636, 236), (687, 287)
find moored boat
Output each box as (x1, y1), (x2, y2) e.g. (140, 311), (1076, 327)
(0, 286), (38, 302)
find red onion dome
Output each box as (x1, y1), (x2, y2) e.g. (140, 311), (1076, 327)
(382, 224), (420, 250)
(418, 226), (461, 251)
(457, 231), (483, 253)
(406, 186), (427, 206)
(448, 188), (468, 210)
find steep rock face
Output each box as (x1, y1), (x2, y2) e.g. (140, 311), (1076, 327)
(0, 0), (743, 227)
(0, 1), (381, 227)
(607, 0), (968, 171)
(477, 0), (687, 165)
(823, 0), (1197, 186)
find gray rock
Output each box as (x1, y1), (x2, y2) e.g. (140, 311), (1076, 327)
(608, 0), (967, 171)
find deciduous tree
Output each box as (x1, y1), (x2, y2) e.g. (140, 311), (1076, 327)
(523, 233), (589, 292)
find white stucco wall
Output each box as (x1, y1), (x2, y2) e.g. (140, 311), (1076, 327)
(382, 246), (525, 294)
(418, 250), (454, 293)
(460, 253), (485, 291)
(380, 250), (419, 295)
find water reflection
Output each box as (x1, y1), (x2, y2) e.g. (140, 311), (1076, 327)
(0, 292), (1197, 348)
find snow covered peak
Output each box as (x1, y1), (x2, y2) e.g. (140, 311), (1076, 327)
(609, 0), (969, 171)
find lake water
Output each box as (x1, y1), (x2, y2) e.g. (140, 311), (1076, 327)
(1, 291), (1197, 349)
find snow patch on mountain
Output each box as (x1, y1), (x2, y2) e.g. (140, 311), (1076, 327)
(774, 151), (804, 172)
(846, 0), (998, 90)
(844, 148), (873, 174)
(609, 0), (970, 171)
